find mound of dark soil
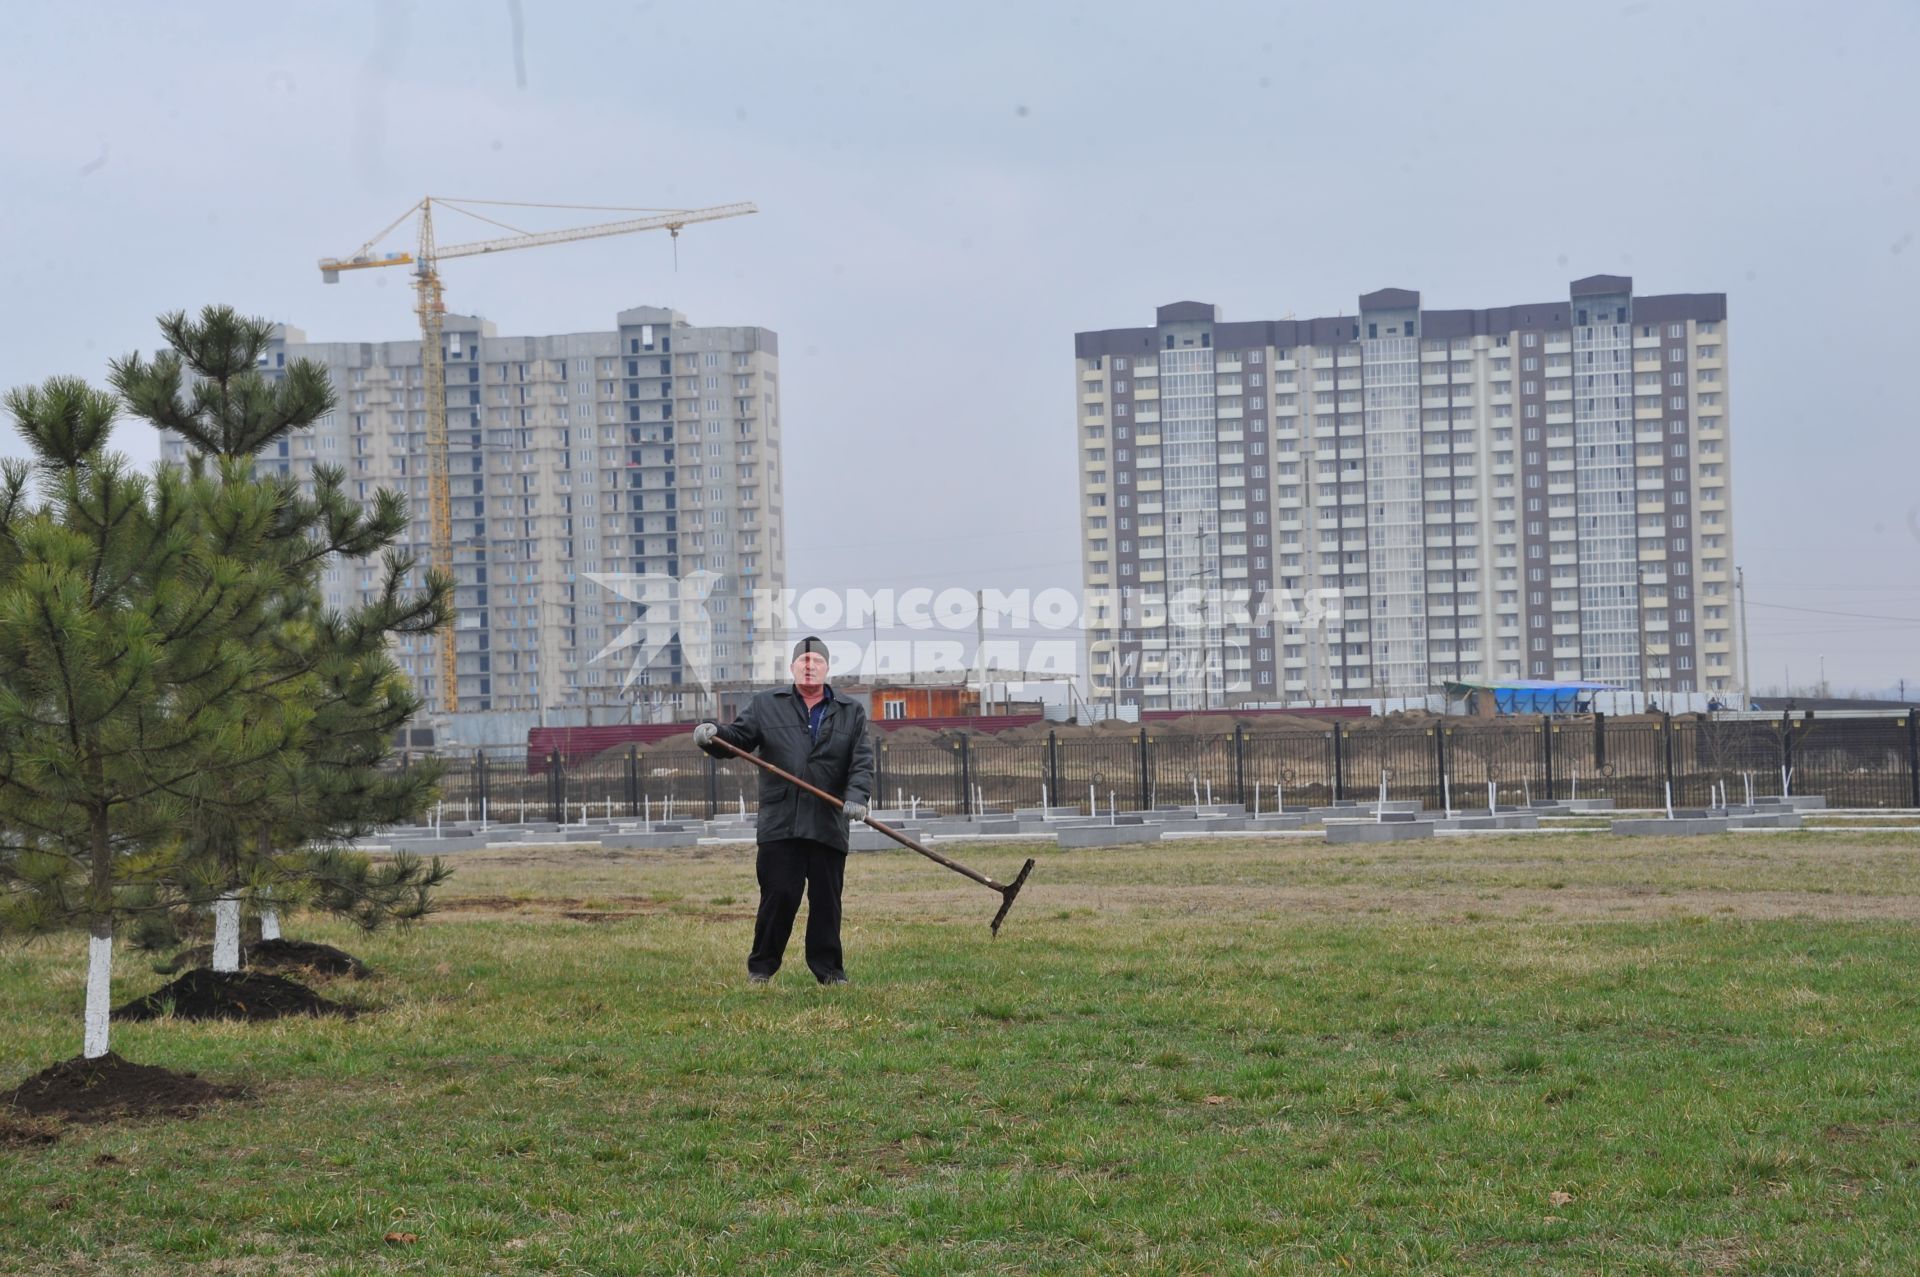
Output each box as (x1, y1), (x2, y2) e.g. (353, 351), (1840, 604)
(247, 939), (372, 978)
(158, 939), (372, 979)
(4, 1053), (247, 1124)
(113, 969), (352, 1023)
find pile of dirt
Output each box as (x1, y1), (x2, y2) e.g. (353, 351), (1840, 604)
(159, 939), (372, 980)
(4, 1053), (247, 1125)
(113, 969), (351, 1023)
(247, 939), (372, 978)
(878, 726), (943, 745)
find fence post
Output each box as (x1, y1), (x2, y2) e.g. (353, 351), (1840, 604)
(1908, 710), (1919, 809)
(625, 746), (639, 817)
(958, 735), (972, 818)
(1542, 723), (1555, 802)
(1592, 711), (1607, 775)
(1434, 727), (1447, 803)
(1332, 727), (1346, 802)
(1661, 712), (1675, 796)
(1138, 728), (1151, 811)
(547, 750), (563, 824)
(1048, 729), (1061, 809)
(1233, 725), (1246, 807)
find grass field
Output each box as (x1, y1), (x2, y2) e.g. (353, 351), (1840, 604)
(6, 831), (1920, 1275)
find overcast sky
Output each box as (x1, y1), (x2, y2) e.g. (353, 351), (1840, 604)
(2, 0), (1915, 695)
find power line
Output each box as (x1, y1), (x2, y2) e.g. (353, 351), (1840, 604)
(1748, 600), (1920, 624)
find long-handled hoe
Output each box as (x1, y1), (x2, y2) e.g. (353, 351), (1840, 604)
(711, 738), (1035, 935)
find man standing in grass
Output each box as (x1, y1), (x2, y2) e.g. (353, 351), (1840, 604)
(696, 637), (874, 986)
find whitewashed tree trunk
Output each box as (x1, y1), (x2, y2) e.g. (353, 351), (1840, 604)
(212, 893), (242, 973)
(84, 925), (113, 1059)
(259, 906), (281, 941)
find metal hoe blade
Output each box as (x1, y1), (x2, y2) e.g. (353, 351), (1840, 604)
(990, 858), (1036, 937)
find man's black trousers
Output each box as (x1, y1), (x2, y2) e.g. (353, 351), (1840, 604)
(749, 837), (847, 982)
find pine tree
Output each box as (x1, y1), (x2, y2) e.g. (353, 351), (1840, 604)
(109, 306), (454, 972)
(0, 379), (298, 1057)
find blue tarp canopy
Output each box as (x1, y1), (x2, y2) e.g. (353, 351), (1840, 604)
(1443, 679), (1617, 715)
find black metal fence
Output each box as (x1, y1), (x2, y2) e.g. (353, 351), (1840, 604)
(390, 711), (1920, 824)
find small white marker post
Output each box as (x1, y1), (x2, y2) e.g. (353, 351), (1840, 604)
(1744, 772), (1754, 807)
(1193, 778), (1202, 808)
(1205, 779), (1213, 807)
(1277, 781), (1284, 815)
(1376, 771), (1387, 824)
(1109, 790), (1116, 818)
(480, 798), (489, 833)
(1252, 786), (1260, 819)
(1486, 780), (1496, 814)
(436, 802), (444, 839)
(464, 798), (471, 822)
(1089, 783), (1096, 816)
(1665, 781), (1675, 820)
(1443, 773), (1452, 819)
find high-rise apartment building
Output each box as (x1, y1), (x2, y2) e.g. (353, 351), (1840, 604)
(1074, 279), (1737, 710)
(161, 306), (787, 715)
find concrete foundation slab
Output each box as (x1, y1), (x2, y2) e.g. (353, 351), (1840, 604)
(1245, 815), (1309, 831)
(1755, 795), (1828, 811)
(850, 825), (925, 852)
(1612, 818), (1733, 836)
(385, 836), (490, 852)
(1434, 813), (1542, 831)
(1056, 824), (1164, 849)
(1730, 812), (1804, 829)
(1324, 821), (1435, 844)
(599, 831), (701, 850)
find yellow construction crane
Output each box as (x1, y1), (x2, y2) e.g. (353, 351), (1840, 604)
(319, 197), (757, 713)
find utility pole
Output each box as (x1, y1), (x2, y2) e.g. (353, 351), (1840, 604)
(975, 589), (986, 717)
(1737, 564), (1752, 711)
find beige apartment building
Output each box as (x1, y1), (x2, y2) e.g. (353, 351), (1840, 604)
(1074, 278), (1737, 711)
(161, 306), (787, 717)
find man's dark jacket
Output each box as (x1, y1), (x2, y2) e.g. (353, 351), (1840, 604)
(698, 688), (875, 853)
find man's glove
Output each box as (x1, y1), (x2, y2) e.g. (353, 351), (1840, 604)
(842, 801), (870, 823)
(693, 722), (719, 748)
